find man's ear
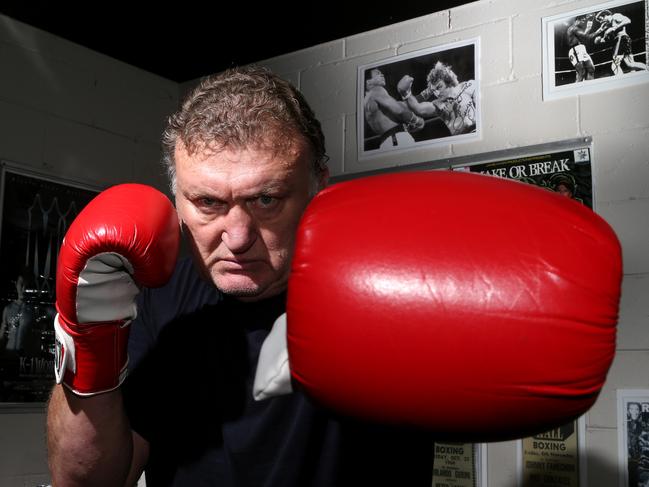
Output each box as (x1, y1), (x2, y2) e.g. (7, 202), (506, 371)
(318, 166), (330, 191)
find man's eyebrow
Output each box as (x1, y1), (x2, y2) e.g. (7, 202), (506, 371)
(185, 192), (226, 203)
(184, 180), (293, 201)
(251, 179), (294, 194)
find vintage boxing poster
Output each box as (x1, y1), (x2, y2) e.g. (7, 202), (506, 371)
(518, 418), (585, 487)
(618, 390), (649, 487)
(452, 146), (593, 209)
(0, 165), (99, 403)
(432, 442), (486, 487)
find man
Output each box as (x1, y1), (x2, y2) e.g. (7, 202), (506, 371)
(549, 173), (577, 200)
(363, 68), (425, 150)
(397, 61), (476, 136)
(594, 9), (648, 75)
(47, 65), (434, 486)
(0, 272), (34, 354)
(566, 15), (604, 82)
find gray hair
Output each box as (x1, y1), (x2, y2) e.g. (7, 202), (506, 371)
(161, 65), (328, 194)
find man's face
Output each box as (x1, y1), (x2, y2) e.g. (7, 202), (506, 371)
(430, 79), (448, 97)
(15, 276), (25, 298)
(367, 69), (385, 88)
(629, 403), (641, 420)
(174, 138), (326, 301)
(556, 183), (573, 198)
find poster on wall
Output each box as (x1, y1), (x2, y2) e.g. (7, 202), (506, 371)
(451, 145), (594, 209)
(517, 417), (587, 487)
(432, 442), (487, 487)
(0, 164), (99, 404)
(357, 38), (480, 159)
(617, 389), (649, 487)
(542, 0), (649, 100)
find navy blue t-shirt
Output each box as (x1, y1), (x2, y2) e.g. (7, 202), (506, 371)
(123, 257), (434, 486)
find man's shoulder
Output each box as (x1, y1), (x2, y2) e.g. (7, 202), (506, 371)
(458, 79), (477, 94)
(367, 85), (389, 97)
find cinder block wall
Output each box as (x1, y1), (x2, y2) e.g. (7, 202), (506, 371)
(2, 0), (649, 485)
(0, 15), (178, 195)
(251, 1), (648, 485)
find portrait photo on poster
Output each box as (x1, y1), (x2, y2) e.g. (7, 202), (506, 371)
(617, 389), (649, 487)
(542, 0), (649, 100)
(357, 38), (480, 160)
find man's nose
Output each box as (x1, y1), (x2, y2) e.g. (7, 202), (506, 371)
(222, 205), (257, 253)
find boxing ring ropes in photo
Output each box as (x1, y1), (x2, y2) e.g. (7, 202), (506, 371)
(542, 0), (649, 100)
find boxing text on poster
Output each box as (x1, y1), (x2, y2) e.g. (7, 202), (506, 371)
(452, 146), (593, 209)
(518, 418), (586, 487)
(432, 442), (487, 487)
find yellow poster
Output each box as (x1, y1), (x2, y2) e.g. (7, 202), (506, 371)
(432, 442), (477, 487)
(521, 420), (581, 487)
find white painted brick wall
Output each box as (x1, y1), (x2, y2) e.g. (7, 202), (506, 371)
(0, 15), (178, 194)
(259, 0), (649, 485)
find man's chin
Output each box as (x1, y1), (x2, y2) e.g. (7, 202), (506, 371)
(213, 275), (280, 301)
(221, 285), (264, 298)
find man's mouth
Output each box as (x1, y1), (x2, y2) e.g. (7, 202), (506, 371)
(218, 258), (261, 271)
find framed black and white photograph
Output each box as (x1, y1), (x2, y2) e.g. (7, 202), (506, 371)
(542, 0), (649, 100)
(617, 389), (649, 487)
(0, 163), (100, 404)
(357, 38), (480, 159)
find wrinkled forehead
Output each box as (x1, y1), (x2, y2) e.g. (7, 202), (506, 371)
(176, 135), (314, 171)
(181, 123), (310, 158)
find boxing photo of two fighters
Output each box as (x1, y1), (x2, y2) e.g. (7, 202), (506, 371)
(53, 167), (622, 443)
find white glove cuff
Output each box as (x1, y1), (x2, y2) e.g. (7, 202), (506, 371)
(253, 313), (293, 401)
(53, 314), (76, 385)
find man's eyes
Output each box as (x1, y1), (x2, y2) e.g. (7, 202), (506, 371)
(192, 197), (227, 215)
(257, 195), (277, 206)
(193, 194), (282, 213)
(250, 194), (281, 211)
(198, 197), (222, 208)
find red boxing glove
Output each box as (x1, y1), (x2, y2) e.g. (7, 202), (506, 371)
(54, 184), (179, 396)
(287, 171), (621, 441)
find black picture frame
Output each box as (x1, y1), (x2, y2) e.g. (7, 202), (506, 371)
(0, 163), (100, 405)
